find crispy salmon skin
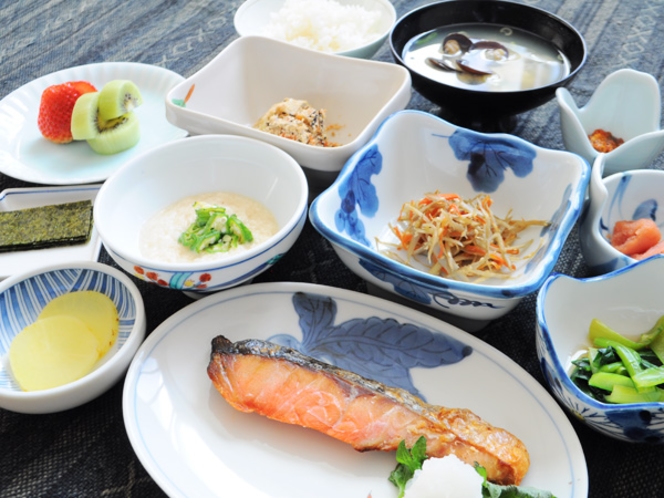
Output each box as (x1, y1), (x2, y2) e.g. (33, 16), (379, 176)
(207, 335), (530, 485)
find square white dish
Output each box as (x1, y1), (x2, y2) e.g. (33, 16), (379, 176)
(0, 185), (102, 279)
(164, 36), (412, 174)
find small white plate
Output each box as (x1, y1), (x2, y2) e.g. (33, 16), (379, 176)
(0, 185), (102, 279)
(0, 62), (187, 185)
(123, 282), (588, 498)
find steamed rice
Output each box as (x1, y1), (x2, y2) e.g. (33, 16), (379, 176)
(262, 0), (383, 53)
(403, 455), (484, 498)
(139, 192), (278, 263)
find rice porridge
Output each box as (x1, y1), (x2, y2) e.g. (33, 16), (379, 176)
(139, 192), (278, 263)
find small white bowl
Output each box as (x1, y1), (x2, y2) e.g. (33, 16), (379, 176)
(94, 134), (308, 293)
(536, 257), (664, 443)
(0, 262), (146, 414)
(557, 68), (664, 176)
(233, 0), (396, 59)
(310, 110), (590, 323)
(579, 154), (664, 275)
(165, 36), (411, 180)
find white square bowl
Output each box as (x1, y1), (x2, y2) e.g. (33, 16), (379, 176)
(165, 36), (412, 175)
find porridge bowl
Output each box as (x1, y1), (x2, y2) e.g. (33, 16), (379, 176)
(389, 0), (586, 132)
(579, 154), (664, 275)
(310, 110), (590, 324)
(94, 135), (308, 293)
(0, 261), (146, 414)
(536, 257), (664, 443)
(233, 0), (397, 59)
(165, 35), (411, 190)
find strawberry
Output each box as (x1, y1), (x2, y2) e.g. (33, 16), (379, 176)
(37, 81), (97, 144)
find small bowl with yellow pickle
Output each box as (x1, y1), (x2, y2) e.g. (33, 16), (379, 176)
(536, 256), (664, 443)
(0, 261), (146, 414)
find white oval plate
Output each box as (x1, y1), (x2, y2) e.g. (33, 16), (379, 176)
(0, 62), (187, 185)
(123, 282), (588, 498)
(0, 185), (102, 280)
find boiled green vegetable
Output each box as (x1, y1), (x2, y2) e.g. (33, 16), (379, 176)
(178, 202), (253, 253)
(571, 316), (664, 404)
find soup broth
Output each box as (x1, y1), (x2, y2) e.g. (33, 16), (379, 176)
(403, 23), (570, 92)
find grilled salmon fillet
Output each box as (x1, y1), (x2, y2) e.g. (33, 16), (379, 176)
(207, 335), (530, 485)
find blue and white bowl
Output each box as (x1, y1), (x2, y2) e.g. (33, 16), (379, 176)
(579, 154), (664, 275)
(536, 257), (664, 443)
(0, 262), (146, 414)
(94, 135), (308, 294)
(310, 110), (590, 322)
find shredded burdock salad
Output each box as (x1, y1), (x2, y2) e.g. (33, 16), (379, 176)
(377, 191), (549, 282)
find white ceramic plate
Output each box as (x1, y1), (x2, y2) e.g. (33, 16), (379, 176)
(0, 62), (187, 185)
(123, 282), (588, 498)
(0, 185), (102, 280)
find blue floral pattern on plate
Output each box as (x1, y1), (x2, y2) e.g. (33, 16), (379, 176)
(447, 129), (536, 193)
(335, 145), (381, 246)
(267, 291), (472, 400)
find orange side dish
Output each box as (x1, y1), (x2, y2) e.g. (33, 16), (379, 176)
(610, 218), (664, 258)
(378, 191), (548, 281)
(588, 129), (624, 153)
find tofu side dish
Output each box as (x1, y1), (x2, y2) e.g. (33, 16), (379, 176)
(253, 98), (340, 147)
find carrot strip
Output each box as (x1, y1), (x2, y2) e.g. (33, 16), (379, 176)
(377, 191), (548, 281)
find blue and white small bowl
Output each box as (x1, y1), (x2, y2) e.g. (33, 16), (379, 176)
(0, 262), (146, 414)
(536, 257), (664, 443)
(94, 135), (308, 293)
(579, 154), (664, 275)
(310, 110), (590, 323)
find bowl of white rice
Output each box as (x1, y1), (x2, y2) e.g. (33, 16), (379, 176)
(234, 0), (396, 59)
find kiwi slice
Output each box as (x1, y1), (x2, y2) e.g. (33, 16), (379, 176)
(98, 80), (143, 120)
(86, 112), (140, 155)
(71, 92), (101, 140)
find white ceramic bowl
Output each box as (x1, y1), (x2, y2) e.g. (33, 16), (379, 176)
(0, 262), (146, 414)
(536, 257), (664, 443)
(233, 0), (396, 59)
(557, 68), (664, 176)
(165, 36), (411, 180)
(310, 110), (590, 323)
(94, 134), (308, 293)
(579, 154), (664, 275)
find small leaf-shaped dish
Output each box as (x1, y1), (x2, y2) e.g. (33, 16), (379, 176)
(310, 110), (590, 324)
(557, 68), (664, 175)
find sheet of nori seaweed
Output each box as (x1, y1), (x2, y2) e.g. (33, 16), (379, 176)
(0, 200), (93, 252)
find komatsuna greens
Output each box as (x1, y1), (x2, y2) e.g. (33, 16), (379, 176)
(571, 316), (664, 404)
